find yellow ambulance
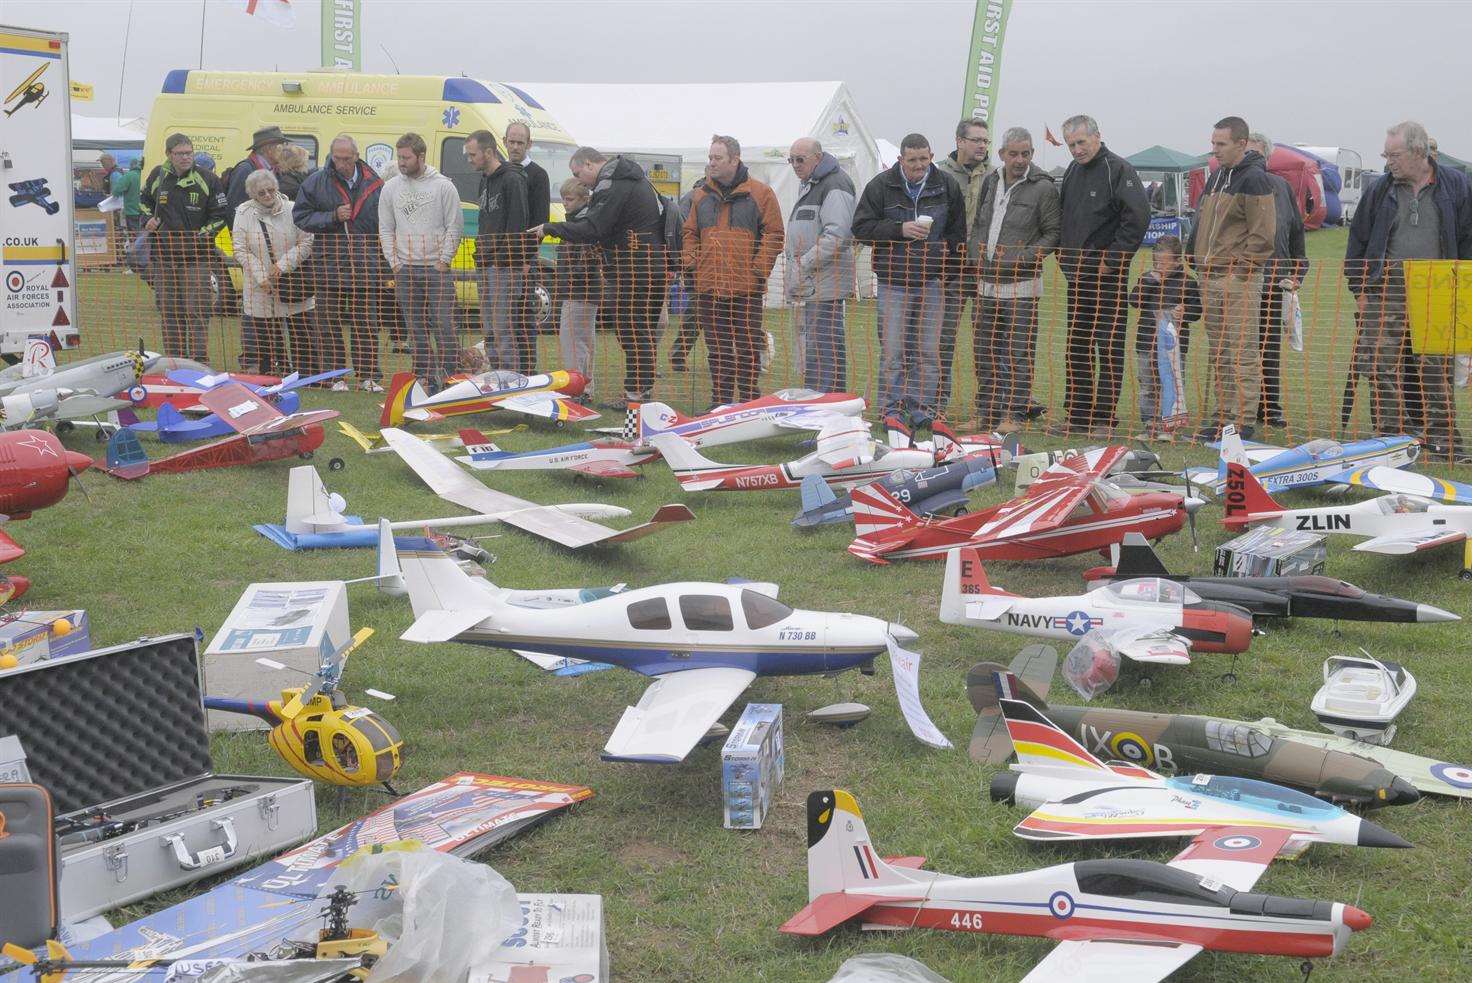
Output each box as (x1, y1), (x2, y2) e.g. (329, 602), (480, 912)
(143, 69), (578, 324)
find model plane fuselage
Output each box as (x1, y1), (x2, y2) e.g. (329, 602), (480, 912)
(637, 390), (866, 448)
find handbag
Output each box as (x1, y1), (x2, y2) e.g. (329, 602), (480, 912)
(256, 212), (315, 305)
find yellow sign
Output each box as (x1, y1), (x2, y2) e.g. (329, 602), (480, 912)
(69, 80), (93, 101)
(1405, 260), (1472, 355)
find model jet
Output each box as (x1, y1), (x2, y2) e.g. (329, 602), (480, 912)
(7, 178), (59, 215)
(597, 388), (865, 447)
(987, 670), (1410, 850)
(792, 456), (1000, 528)
(0, 342), (161, 431)
(848, 447), (1202, 564)
(781, 788), (1376, 980)
(379, 427), (693, 551)
(379, 368), (596, 427)
(376, 522), (919, 762)
(1084, 532), (1459, 623)
(940, 547), (1252, 665)
(1186, 424), (1418, 494)
(966, 650), (1419, 808)
(0, 429), (93, 604)
(1222, 461), (1472, 578)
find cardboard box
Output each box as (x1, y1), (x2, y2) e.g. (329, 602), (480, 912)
(1214, 526), (1327, 577)
(721, 703), (783, 830)
(0, 608), (90, 667)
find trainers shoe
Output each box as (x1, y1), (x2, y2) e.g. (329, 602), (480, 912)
(360, 379), (384, 394)
(330, 380), (350, 392)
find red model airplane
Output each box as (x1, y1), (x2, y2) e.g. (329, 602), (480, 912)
(105, 383), (340, 479)
(847, 446), (1202, 565)
(0, 429), (93, 603)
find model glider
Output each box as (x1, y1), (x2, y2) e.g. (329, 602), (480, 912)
(848, 446), (1203, 564)
(781, 788), (1377, 981)
(337, 420), (520, 455)
(597, 388), (865, 447)
(379, 368), (596, 427)
(1222, 461), (1472, 578)
(378, 427), (692, 550)
(0, 342), (160, 431)
(378, 522), (932, 761)
(104, 383), (340, 479)
(940, 547), (1253, 666)
(792, 455), (1000, 528)
(1085, 532), (1459, 623)
(1187, 424), (1418, 493)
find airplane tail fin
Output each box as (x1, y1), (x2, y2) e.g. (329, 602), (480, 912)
(637, 402), (690, 442)
(779, 790), (924, 936)
(1217, 423), (1248, 482)
(390, 524), (496, 619)
(283, 465), (336, 534)
(650, 433), (724, 489)
(21, 337), (54, 379)
(798, 473), (838, 516)
(155, 401), (185, 433)
(965, 649), (1056, 764)
(104, 428), (150, 479)
(380, 372), (427, 427)
(940, 547), (1003, 623)
(996, 673), (1111, 772)
(1114, 532), (1171, 577)
(1223, 461), (1282, 528)
(376, 517), (405, 596)
(882, 415), (912, 449)
(849, 481), (920, 540)
(930, 420), (962, 461)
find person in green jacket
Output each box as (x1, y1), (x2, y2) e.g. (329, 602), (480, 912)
(110, 158), (143, 232)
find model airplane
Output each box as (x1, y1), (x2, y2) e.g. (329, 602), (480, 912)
(337, 419), (518, 455)
(0, 342), (161, 431)
(1084, 532), (1459, 623)
(457, 434), (659, 479)
(104, 382), (341, 478)
(1251, 717), (1472, 800)
(1340, 464), (1472, 505)
(126, 370), (348, 443)
(599, 389), (866, 447)
(940, 547), (1252, 667)
(780, 788), (1377, 981)
(987, 669), (1410, 850)
(1187, 424), (1419, 494)
(204, 628), (403, 792)
(135, 358), (282, 410)
(848, 446), (1202, 565)
(379, 368), (596, 427)
(379, 427), (693, 550)
(1222, 461), (1472, 578)
(7, 178), (59, 215)
(378, 521), (919, 762)
(792, 455), (1000, 528)
(966, 650), (1419, 808)
(654, 418), (942, 493)
(0, 429), (94, 605)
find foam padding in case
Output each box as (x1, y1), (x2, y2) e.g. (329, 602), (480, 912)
(0, 634), (212, 815)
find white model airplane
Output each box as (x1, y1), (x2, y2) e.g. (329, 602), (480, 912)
(378, 427), (693, 550)
(1223, 460), (1472, 578)
(376, 520), (919, 762)
(0, 340), (161, 429)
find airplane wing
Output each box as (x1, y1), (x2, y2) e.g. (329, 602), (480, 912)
(814, 419), (875, 467)
(53, 394), (130, 420)
(1101, 626), (1192, 665)
(1168, 824), (1295, 892)
(493, 391), (600, 423)
(0, 529), (25, 564)
(964, 596), (1015, 621)
(569, 459), (640, 479)
(972, 447), (1128, 545)
(401, 607), (495, 643)
(1022, 939), (1203, 983)
(1353, 527), (1467, 555)
(1337, 465), (1472, 504)
(381, 428), (692, 550)
(197, 383), (284, 433)
(772, 409), (861, 433)
(602, 667), (756, 762)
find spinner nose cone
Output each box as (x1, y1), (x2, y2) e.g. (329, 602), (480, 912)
(1356, 817), (1412, 849)
(65, 450), (93, 475)
(1183, 495), (1208, 514)
(1342, 904), (1373, 932)
(1384, 776), (1421, 806)
(888, 622), (918, 645)
(1415, 603), (1461, 623)
(563, 370), (589, 396)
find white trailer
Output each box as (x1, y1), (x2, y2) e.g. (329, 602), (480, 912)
(1296, 145), (1365, 222)
(0, 25), (79, 360)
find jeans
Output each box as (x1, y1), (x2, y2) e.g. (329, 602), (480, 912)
(480, 266), (527, 374)
(1136, 311), (1188, 427)
(798, 299), (846, 393)
(559, 300), (597, 394)
(938, 275), (976, 411)
(973, 295), (1039, 427)
(395, 264), (458, 385)
(699, 292), (764, 405)
(876, 280), (943, 420)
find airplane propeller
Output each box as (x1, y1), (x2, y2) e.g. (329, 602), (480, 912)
(1181, 469), (1205, 552)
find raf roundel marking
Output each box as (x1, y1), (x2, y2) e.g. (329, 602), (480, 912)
(1109, 732), (1152, 766)
(127, 385), (148, 404)
(1048, 891), (1075, 920)
(5, 271), (24, 292)
(1214, 834), (1262, 851)
(1429, 763), (1472, 789)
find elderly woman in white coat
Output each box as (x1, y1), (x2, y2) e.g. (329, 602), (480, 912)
(233, 168), (317, 375)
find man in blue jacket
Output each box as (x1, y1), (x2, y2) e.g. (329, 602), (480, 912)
(1346, 120), (1472, 462)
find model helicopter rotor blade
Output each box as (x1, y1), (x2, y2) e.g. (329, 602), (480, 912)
(363, 688), (396, 701)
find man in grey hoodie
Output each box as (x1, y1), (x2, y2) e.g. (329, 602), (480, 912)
(784, 138), (856, 392)
(378, 132), (463, 388)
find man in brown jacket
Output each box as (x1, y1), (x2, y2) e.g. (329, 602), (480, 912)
(1187, 115), (1276, 439)
(683, 134), (784, 407)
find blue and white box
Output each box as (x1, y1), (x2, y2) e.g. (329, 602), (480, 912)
(722, 703), (783, 829)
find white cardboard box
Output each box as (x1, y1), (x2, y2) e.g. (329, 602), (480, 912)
(721, 703), (784, 829)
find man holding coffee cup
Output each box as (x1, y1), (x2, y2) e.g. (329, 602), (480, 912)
(852, 133), (968, 425)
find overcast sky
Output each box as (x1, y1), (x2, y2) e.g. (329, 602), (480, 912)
(11, 0), (1470, 169)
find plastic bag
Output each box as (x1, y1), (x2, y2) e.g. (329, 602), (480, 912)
(324, 845), (521, 983)
(192, 961), (363, 982)
(125, 229), (151, 278)
(1455, 354), (1470, 389)
(1282, 287), (1304, 353)
(1062, 630), (1121, 700)
(827, 953), (953, 983)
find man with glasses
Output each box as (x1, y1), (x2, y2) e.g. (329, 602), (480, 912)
(936, 119), (992, 413)
(141, 132), (229, 359)
(783, 137), (855, 392)
(1347, 120), (1472, 462)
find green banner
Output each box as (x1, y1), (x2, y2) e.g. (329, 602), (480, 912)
(321, 0), (362, 70)
(960, 0), (1013, 125)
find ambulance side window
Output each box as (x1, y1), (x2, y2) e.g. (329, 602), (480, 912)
(285, 134), (319, 168)
(440, 137), (481, 203)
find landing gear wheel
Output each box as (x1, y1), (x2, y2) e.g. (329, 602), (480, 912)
(328, 457), (345, 472)
(94, 428), (112, 443)
(299, 451), (314, 461)
(1460, 569), (1472, 581)
(56, 421), (75, 434)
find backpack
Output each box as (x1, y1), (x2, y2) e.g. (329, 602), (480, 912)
(655, 191), (682, 267)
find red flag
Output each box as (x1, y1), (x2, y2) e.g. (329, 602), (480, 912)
(1044, 125), (1063, 148)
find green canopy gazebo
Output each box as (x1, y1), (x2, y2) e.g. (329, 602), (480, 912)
(1126, 145), (1210, 215)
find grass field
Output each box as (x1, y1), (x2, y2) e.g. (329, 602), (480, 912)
(25, 227), (1472, 980)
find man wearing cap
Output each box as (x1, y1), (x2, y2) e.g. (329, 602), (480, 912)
(226, 125), (288, 231)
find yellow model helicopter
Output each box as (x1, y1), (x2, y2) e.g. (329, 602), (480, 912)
(205, 628), (405, 794)
(3, 64), (49, 117)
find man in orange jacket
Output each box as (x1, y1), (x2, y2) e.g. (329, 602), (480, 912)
(683, 135), (784, 407)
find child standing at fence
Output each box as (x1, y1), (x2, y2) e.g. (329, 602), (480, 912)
(1128, 235), (1201, 436)
(555, 177), (602, 403)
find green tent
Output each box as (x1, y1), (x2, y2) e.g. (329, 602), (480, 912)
(1436, 151), (1472, 178)
(1126, 145), (1209, 173)
(1126, 145), (1209, 216)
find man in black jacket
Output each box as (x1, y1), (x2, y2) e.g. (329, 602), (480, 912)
(535, 146), (665, 402)
(1058, 114), (1150, 433)
(505, 121), (551, 362)
(225, 125), (287, 232)
(852, 133), (967, 424)
(1246, 133), (1308, 428)
(467, 129), (533, 374)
